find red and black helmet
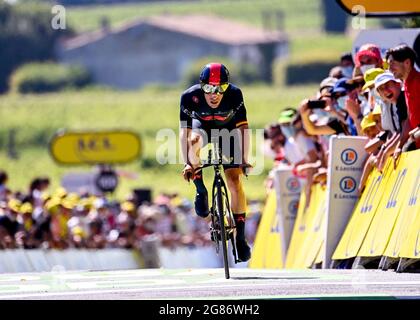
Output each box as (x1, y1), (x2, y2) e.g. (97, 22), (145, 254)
(199, 63), (230, 85)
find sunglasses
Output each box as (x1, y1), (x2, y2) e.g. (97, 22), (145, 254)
(201, 83), (229, 94)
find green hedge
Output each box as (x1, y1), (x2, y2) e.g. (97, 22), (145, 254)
(182, 56), (261, 88)
(0, 1), (73, 93)
(9, 63), (91, 93)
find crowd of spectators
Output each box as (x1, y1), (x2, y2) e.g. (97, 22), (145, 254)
(0, 171), (261, 250)
(263, 44), (420, 205)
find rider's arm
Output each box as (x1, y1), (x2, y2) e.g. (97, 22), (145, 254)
(234, 91), (249, 164)
(180, 127), (191, 165)
(179, 95), (193, 166)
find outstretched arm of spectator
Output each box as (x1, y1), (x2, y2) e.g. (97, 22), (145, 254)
(324, 102), (346, 123)
(358, 153), (377, 195)
(299, 99), (336, 136)
(377, 132), (400, 171)
(393, 120), (410, 168)
(345, 95), (363, 136)
(295, 160), (322, 173)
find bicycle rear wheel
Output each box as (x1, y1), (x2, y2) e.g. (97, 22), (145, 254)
(215, 178), (230, 279)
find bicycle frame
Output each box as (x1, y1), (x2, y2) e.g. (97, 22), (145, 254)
(198, 140), (238, 279)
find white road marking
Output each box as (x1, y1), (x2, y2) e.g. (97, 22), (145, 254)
(52, 271), (164, 280)
(0, 276), (41, 282)
(1, 280), (420, 299)
(66, 279), (185, 290)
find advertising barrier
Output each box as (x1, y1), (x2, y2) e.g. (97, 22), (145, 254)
(331, 164), (391, 262)
(254, 137), (419, 271)
(324, 136), (368, 268)
(249, 190), (283, 268)
(333, 149), (420, 267)
(285, 191), (307, 268)
(272, 167), (303, 263)
(385, 154), (420, 260)
(288, 183), (327, 269)
(358, 154), (410, 258)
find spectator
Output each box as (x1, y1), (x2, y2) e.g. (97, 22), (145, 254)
(0, 179), (213, 251)
(374, 72), (410, 171)
(28, 177), (50, 207)
(333, 77), (365, 136)
(70, 226), (88, 248)
(300, 79), (352, 137)
(0, 199), (21, 248)
(277, 108), (319, 167)
(371, 102), (383, 131)
(386, 44), (420, 154)
(361, 68), (384, 116)
(278, 108), (320, 208)
(358, 113), (383, 194)
(353, 44), (383, 77)
(263, 123), (285, 162)
(0, 171), (10, 202)
(361, 113), (380, 139)
(17, 202), (38, 248)
(329, 66), (344, 79)
(340, 52), (355, 78)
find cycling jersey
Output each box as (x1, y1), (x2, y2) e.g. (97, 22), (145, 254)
(179, 83), (248, 168)
(179, 84), (248, 129)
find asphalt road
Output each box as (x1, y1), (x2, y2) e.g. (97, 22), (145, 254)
(0, 268), (419, 300)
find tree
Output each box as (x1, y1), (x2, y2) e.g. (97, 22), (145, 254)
(0, 1), (72, 93)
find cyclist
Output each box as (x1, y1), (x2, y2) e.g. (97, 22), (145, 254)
(179, 63), (251, 262)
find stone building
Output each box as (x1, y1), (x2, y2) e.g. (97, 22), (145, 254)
(57, 14), (288, 89)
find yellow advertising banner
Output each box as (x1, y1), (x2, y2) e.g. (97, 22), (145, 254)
(332, 162), (392, 260)
(384, 150), (420, 258)
(399, 207), (420, 259)
(249, 190), (283, 268)
(293, 184), (327, 269)
(337, 0), (420, 16)
(396, 150), (420, 259)
(50, 131), (141, 165)
(285, 188), (308, 268)
(358, 154), (410, 257)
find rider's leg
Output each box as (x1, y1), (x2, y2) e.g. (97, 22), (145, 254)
(224, 167), (247, 214)
(224, 168), (251, 261)
(189, 131), (209, 217)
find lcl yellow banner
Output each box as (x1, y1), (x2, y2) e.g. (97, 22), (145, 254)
(337, 0), (420, 16)
(50, 131), (141, 165)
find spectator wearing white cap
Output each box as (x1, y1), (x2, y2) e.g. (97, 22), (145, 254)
(374, 72), (410, 170)
(375, 72), (408, 135)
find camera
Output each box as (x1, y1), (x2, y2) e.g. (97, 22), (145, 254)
(307, 99), (327, 109)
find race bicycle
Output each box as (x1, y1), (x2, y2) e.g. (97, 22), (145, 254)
(182, 107), (250, 279)
(192, 138), (249, 279)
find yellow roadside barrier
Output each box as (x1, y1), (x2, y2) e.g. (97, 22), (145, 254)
(249, 189), (283, 268)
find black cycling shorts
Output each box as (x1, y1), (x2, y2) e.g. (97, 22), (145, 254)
(191, 119), (243, 169)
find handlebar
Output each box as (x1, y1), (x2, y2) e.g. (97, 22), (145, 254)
(186, 163), (252, 182)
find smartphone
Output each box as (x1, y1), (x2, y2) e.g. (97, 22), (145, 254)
(307, 99), (326, 109)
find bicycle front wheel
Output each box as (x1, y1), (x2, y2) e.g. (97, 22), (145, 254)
(215, 178), (230, 279)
